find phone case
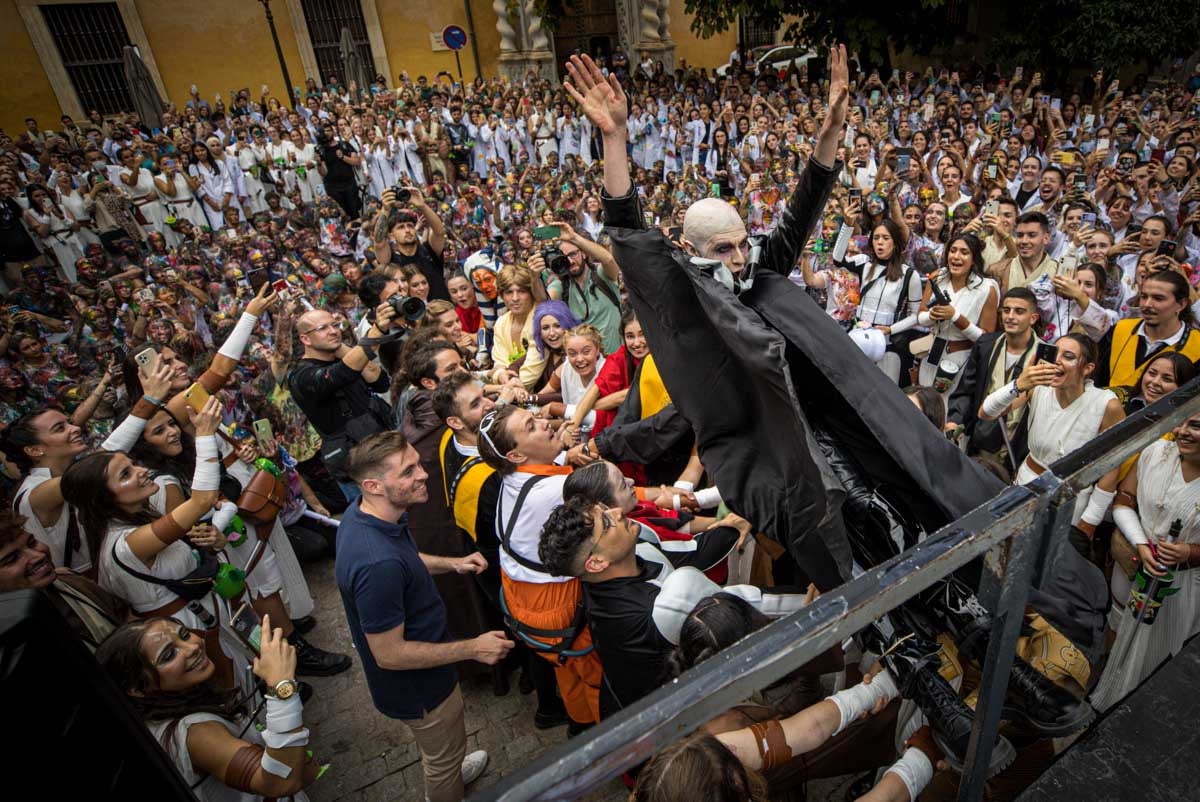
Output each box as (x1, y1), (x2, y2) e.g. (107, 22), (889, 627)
(183, 383), (210, 413)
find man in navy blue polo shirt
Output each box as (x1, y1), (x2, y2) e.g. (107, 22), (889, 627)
(336, 430), (514, 802)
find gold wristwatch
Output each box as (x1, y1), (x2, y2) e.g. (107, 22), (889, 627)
(267, 678), (298, 700)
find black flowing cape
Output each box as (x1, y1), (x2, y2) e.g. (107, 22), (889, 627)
(603, 160), (1005, 589)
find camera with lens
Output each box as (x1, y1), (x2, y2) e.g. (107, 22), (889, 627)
(541, 246), (570, 278)
(388, 294), (426, 322)
(391, 185), (412, 204)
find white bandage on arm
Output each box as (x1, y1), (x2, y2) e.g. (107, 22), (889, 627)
(217, 311), (259, 361)
(884, 747), (935, 802)
(827, 670), (900, 736)
(192, 435), (221, 492)
(957, 315), (984, 341)
(673, 480), (695, 492)
(982, 380), (1021, 419)
(1113, 505), (1149, 547)
(101, 412), (150, 453)
(210, 500), (238, 532)
(831, 223), (853, 262)
(694, 486), (723, 508)
(1080, 487), (1116, 526)
(916, 311), (934, 327)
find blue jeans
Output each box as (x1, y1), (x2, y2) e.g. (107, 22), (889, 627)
(337, 479), (361, 503)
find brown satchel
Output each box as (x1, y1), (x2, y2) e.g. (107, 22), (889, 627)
(237, 470), (286, 532)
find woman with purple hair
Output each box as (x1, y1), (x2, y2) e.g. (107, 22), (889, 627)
(529, 299), (580, 406)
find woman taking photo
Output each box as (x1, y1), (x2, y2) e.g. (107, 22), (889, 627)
(118, 146), (169, 241)
(1046, 262), (1119, 343)
(489, 264), (548, 391)
(915, 234), (999, 395)
(836, 205), (923, 385)
(97, 614), (319, 800)
(23, 183), (84, 282)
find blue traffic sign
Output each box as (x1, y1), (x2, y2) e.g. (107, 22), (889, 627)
(442, 25), (467, 51)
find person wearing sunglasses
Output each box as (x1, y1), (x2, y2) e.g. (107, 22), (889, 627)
(475, 403), (695, 732)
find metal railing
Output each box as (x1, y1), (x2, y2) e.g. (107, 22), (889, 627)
(475, 377), (1200, 801)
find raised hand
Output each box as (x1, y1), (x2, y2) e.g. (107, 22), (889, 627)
(823, 44), (850, 134)
(564, 54), (628, 135)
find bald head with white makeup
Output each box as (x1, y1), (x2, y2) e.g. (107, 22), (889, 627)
(682, 198), (751, 273)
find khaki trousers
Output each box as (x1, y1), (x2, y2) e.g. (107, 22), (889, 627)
(405, 683), (468, 802)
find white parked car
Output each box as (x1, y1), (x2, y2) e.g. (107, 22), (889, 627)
(716, 45), (818, 78)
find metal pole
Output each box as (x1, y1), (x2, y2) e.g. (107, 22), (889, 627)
(463, 0), (483, 80)
(259, 0), (297, 109)
(454, 50), (464, 85)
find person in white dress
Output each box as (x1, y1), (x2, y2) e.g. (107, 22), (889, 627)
(362, 129), (397, 200)
(286, 127), (322, 203)
(117, 145), (170, 241)
(980, 333), (1125, 531)
(1090, 420), (1200, 711)
(53, 171), (101, 248)
(915, 234), (1000, 394)
(189, 142), (234, 231)
(152, 153), (208, 245)
(23, 183), (84, 282)
(237, 128), (270, 213)
(97, 614), (318, 802)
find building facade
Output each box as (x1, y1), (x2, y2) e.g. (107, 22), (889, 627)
(0, 0), (740, 134)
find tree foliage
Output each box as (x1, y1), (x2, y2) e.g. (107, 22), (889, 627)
(684, 0), (1199, 73)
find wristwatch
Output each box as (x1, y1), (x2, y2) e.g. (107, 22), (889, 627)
(582, 439), (592, 457)
(266, 678), (298, 700)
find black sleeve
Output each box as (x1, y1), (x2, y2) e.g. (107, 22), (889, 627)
(1093, 327), (1115, 387)
(758, 157), (841, 277)
(422, 243), (450, 301)
(600, 184), (645, 231)
(948, 338), (987, 427)
(289, 360), (377, 403)
(595, 404), (693, 465)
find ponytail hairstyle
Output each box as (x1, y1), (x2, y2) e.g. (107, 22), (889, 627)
(663, 593), (772, 682)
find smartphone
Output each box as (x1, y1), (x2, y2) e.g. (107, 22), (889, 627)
(271, 278), (290, 296)
(1014, 66), (1024, 80)
(1072, 175), (1087, 192)
(1081, 212), (1097, 227)
(1082, 114), (1095, 129)
(136, 288), (155, 304)
(252, 418), (275, 449)
(1059, 151), (1075, 166)
(229, 603), (262, 655)
(988, 111), (1002, 125)
(1096, 137), (1110, 153)
(1158, 239), (1177, 257)
(896, 154), (911, 175)
(849, 187), (863, 202)
(182, 382), (210, 414)
(1035, 343), (1058, 365)
(985, 163), (999, 180)
(984, 200), (999, 218)
(1050, 98), (1062, 111)
(1127, 222), (1143, 237)
(134, 346), (159, 375)
(1151, 147), (1167, 163)
(532, 225), (560, 240)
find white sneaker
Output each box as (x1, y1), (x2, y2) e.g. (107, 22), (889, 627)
(461, 749), (489, 786)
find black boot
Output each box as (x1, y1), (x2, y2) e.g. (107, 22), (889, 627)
(882, 633), (1016, 775)
(288, 631), (353, 677)
(291, 615), (317, 636)
(922, 577), (1095, 738)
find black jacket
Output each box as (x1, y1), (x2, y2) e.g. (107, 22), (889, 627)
(595, 361), (694, 485)
(603, 158), (1005, 590)
(947, 332), (1031, 467)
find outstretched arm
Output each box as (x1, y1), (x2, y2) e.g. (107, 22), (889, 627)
(565, 54), (630, 199)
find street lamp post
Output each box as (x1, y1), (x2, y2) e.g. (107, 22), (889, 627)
(257, 0), (297, 109)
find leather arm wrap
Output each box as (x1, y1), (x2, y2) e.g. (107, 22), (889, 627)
(131, 396), (162, 419)
(224, 744), (263, 792)
(197, 368), (229, 395)
(151, 512), (188, 544)
(748, 718), (792, 771)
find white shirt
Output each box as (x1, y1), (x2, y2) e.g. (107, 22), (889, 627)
(496, 472), (570, 584)
(16, 468), (91, 572)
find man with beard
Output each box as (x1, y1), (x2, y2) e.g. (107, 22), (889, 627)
(371, 188), (450, 301)
(567, 47), (1097, 772)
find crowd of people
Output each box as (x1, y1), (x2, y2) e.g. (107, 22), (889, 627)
(1, 37), (1199, 802)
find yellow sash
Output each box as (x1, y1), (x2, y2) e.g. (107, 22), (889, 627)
(638, 355), (672, 419)
(439, 428), (497, 543)
(1108, 318), (1200, 388)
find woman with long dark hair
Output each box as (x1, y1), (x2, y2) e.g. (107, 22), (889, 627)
(836, 206), (923, 385)
(705, 128), (740, 198)
(566, 307), (649, 438)
(97, 614), (319, 800)
(188, 141), (234, 231)
(915, 233), (999, 395)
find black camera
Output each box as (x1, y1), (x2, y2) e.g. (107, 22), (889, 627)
(541, 246), (570, 278)
(388, 294), (426, 322)
(391, 185), (411, 204)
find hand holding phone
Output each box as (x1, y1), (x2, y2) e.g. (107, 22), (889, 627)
(1035, 343), (1058, 365)
(183, 382), (211, 414)
(134, 346), (159, 376)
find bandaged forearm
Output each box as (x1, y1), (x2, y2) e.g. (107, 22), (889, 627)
(101, 411), (150, 453)
(884, 747), (935, 802)
(982, 380), (1021, 419)
(1080, 487), (1116, 526)
(1113, 504), (1149, 547)
(694, 486), (723, 508)
(192, 435), (221, 491)
(917, 311), (934, 327)
(831, 223), (853, 262)
(217, 311), (259, 361)
(211, 500), (238, 532)
(957, 316), (984, 341)
(827, 670), (900, 736)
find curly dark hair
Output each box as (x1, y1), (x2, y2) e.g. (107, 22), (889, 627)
(537, 495), (596, 578)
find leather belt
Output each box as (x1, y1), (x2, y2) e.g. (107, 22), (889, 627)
(1024, 454), (1047, 476)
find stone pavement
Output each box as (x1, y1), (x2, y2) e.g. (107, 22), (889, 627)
(299, 555), (856, 802)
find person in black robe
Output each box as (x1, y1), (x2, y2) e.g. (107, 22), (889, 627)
(563, 47), (1101, 773)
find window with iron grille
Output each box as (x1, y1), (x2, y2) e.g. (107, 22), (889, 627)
(300, 0), (374, 87)
(739, 15), (778, 52)
(41, 2), (134, 116)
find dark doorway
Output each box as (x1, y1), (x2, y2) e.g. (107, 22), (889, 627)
(553, 0), (619, 77)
